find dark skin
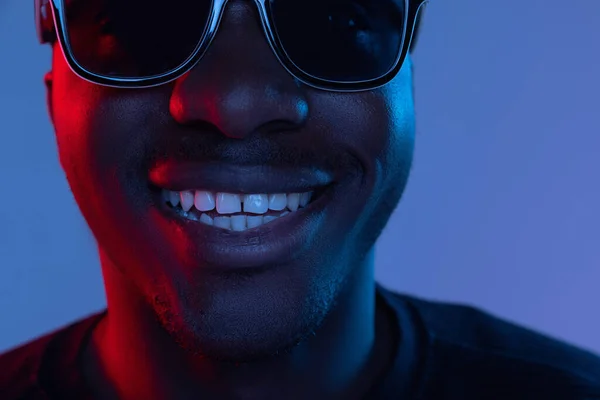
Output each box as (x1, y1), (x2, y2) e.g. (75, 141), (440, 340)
(46, 2), (416, 399)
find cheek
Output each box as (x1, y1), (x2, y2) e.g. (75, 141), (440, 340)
(51, 49), (157, 174)
(50, 50), (160, 219)
(52, 47), (98, 123)
(335, 62), (415, 172)
(335, 62), (416, 243)
(332, 68), (415, 187)
(381, 83), (416, 179)
(49, 53), (172, 281)
(372, 62), (416, 190)
(51, 50), (107, 175)
(378, 60), (416, 157)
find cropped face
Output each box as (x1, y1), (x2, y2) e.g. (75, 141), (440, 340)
(47, 0), (417, 360)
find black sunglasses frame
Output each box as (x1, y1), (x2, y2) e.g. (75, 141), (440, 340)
(35, 0), (428, 92)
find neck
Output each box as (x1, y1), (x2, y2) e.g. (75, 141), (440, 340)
(84, 248), (393, 400)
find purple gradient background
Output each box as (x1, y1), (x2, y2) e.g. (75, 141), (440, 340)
(0, 0), (598, 353)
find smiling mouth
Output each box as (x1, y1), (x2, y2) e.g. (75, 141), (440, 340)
(158, 188), (326, 232)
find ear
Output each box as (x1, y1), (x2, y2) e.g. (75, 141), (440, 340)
(44, 71), (54, 125)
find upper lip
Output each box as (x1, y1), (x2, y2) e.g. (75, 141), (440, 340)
(148, 161), (335, 194)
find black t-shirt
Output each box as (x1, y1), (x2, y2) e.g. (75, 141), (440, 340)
(1, 284), (599, 399)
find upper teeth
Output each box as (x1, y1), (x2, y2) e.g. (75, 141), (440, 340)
(162, 190), (313, 215)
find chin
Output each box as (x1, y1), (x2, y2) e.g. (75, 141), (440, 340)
(148, 268), (342, 363)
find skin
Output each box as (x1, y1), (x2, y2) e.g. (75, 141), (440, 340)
(46, 2), (416, 399)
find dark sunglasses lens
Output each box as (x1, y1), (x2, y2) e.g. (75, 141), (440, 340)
(62, 0), (212, 78)
(270, 0), (406, 83)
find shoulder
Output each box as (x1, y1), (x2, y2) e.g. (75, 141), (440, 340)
(384, 288), (600, 399)
(0, 312), (105, 400)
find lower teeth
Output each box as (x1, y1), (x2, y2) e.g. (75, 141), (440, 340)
(173, 207), (293, 231)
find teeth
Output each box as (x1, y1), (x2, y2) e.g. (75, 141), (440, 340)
(243, 194), (269, 214)
(199, 213), (213, 226)
(185, 211), (199, 222)
(299, 192), (312, 207)
(195, 190), (215, 212)
(162, 188), (319, 231)
(214, 216), (231, 229)
(230, 215), (247, 231)
(216, 193), (242, 214)
(264, 215), (278, 224)
(247, 215), (264, 229)
(169, 191), (180, 207)
(286, 193), (300, 212)
(268, 193), (287, 211)
(180, 190), (194, 212)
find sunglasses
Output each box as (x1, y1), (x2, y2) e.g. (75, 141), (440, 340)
(35, 0), (428, 92)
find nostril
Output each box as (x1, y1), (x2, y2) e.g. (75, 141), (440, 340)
(259, 119), (304, 135)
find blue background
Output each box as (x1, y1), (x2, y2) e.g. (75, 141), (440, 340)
(1, 0), (599, 354)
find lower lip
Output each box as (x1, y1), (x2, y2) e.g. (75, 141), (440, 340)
(153, 185), (338, 270)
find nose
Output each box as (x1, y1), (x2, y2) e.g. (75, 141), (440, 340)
(169, 1), (309, 139)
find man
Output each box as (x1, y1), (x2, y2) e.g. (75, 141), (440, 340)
(1, 0), (599, 398)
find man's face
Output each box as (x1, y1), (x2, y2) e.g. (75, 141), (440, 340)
(48, 2), (415, 361)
